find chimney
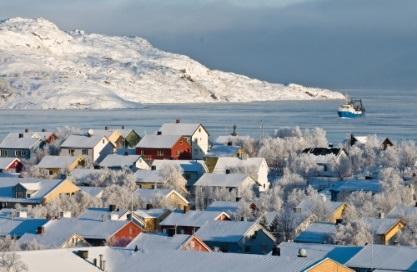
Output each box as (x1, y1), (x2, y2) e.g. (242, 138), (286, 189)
(99, 254), (105, 271)
(378, 212), (385, 219)
(105, 126), (108, 130)
(110, 213), (119, 221)
(151, 165), (156, 171)
(240, 216), (245, 221)
(227, 141), (233, 146)
(176, 119), (180, 124)
(41, 128), (46, 132)
(183, 205), (189, 214)
(36, 226), (45, 234)
(134, 245), (139, 252)
(17, 211), (27, 218)
(121, 125), (125, 129)
(109, 204), (116, 212)
(60, 211), (71, 218)
(77, 250), (89, 259)
(415, 201), (417, 207)
(18, 133), (24, 138)
(272, 246), (281, 256)
(298, 248), (307, 258)
(225, 169), (231, 174)
(93, 258), (97, 267)
(157, 131), (162, 135)
(24, 128), (29, 133)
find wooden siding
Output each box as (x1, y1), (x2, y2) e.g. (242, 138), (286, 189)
(109, 221), (143, 247)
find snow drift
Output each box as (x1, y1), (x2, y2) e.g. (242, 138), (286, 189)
(0, 17), (345, 109)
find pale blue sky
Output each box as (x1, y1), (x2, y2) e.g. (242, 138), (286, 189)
(1, 0), (417, 89)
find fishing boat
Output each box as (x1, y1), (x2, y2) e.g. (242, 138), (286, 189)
(338, 98), (365, 119)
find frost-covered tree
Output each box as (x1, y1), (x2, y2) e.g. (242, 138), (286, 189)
(28, 191), (102, 218)
(102, 184), (143, 211)
(333, 219), (373, 245)
(0, 237), (27, 272)
(76, 168), (137, 191)
(271, 205), (299, 242)
(158, 164), (188, 194)
(289, 153), (320, 178)
(397, 214), (417, 246)
(329, 154), (352, 180)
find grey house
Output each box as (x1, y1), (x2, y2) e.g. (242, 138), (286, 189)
(0, 133), (43, 160)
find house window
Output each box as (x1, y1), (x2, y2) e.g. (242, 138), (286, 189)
(49, 170), (54, 176)
(82, 149), (88, 155)
(157, 150), (164, 157)
(102, 139), (105, 144)
(69, 149), (75, 156)
(198, 128), (201, 133)
(15, 150), (26, 158)
(140, 150), (144, 156)
(0, 150), (6, 157)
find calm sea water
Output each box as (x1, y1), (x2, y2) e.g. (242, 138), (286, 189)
(0, 89), (415, 144)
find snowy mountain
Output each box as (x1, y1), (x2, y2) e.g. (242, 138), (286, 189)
(0, 17), (344, 109)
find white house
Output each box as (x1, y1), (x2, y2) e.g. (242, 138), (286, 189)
(60, 133), (114, 165)
(212, 157), (270, 191)
(157, 120), (209, 160)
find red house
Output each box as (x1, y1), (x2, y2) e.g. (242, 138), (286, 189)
(0, 158), (23, 173)
(108, 221), (143, 247)
(136, 134), (191, 161)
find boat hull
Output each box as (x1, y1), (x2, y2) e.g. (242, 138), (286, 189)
(338, 110), (364, 119)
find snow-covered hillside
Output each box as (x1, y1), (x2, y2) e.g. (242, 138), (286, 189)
(0, 17), (344, 109)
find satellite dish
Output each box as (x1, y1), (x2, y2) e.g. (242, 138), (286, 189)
(87, 129), (94, 136)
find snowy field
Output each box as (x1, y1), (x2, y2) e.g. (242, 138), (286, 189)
(0, 89), (415, 144)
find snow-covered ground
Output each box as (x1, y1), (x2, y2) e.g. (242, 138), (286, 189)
(0, 17), (345, 110)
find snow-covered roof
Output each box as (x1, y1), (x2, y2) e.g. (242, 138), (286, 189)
(213, 157), (266, 174)
(136, 134), (182, 149)
(69, 169), (103, 180)
(0, 133), (41, 149)
(12, 247), (103, 272)
(345, 244), (417, 271)
(215, 135), (251, 145)
(61, 134), (105, 148)
(78, 186), (104, 198)
(134, 170), (165, 184)
(37, 155), (78, 169)
(0, 177), (65, 203)
(330, 179), (382, 193)
(135, 188), (172, 203)
(194, 173), (254, 188)
(19, 218), (131, 248)
(195, 220), (261, 243)
(126, 233), (191, 252)
(296, 199), (345, 216)
(106, 248), (326, 272)
(0, 215), (47, 237)
(366, 217), (403, 235)
(0, 157), (20, 170)
(152, 160), (207, 173)
(133, 208), (168, 219)
(278, 242), (362, 264)
(158, 123), (203, 136)
(206, 145), (241, 157)
(206, 201), (240, 215)
(387, 205), (417, 218)
(78, 207), (127, 221)
(294, 223), (336, 244)
(99, 154), (142, 168)
(160, 211), (229, 228)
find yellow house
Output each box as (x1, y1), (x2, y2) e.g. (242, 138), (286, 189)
(37, 155), (85, 177)
(205, 145), (246, 173)
(0, 177), (80, 208)
(305, 258), (354, 272)
(328, 202), (348, 223)
(130, 208), (171, 232)
(42, 178), (80, 204)
(367, 217), (406, 245)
